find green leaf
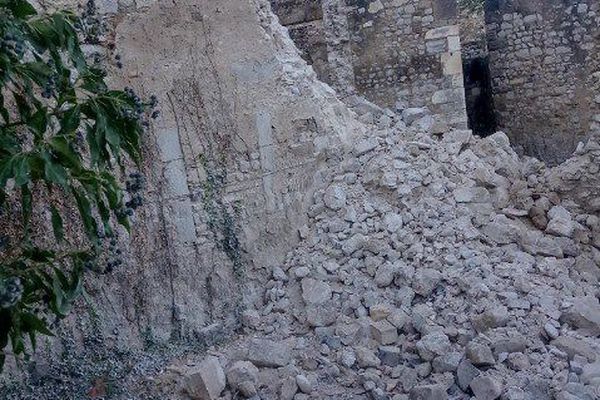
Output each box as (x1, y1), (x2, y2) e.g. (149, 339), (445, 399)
(20, 312), (54, 339)
(15, 62), (53, 87)
(80, 68), (108, 93)
(58, 105), (80, 135)
(49, 136), (81, 170)
(42, 151), (68, 186)
(51, 206), (64, 242)
(71, 185), (98, 241)
(0, 0), (37, 18)
(29, 106), (48, 138)
(0, 157), (14, 186)
(22, 246), (55, 262)
(13, 156), (31, 186)
(0, 129), (21, 154)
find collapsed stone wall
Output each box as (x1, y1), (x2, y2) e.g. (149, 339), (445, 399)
(485, 0), (600, 164)
(271, 0), (469, 132)
(2, 0), (366, 394)
(3, 1), (600, 399)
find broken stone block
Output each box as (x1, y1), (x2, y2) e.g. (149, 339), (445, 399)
(507, 352), (530, 371)
(551, 336), (597, 362)
(402, 108), (429, 125)
(529, 206), (548, 230)
(296, 374), (313, 394)
(470, 375), (503, 400)
(354, 137), (379, 155)
(388, 308), (410, 330)
(301, 278), (332, 305)
(581, 360), (600, 385)
(241, 309), (261, 328)
(383, 213), (403, 233)
(355, 346), (381, 368)
(323, 184), (347, 210)
(409, 384), (447, 400)
(371, 319), (398, 345)
(279, 376), (298, 400)
(306, 303), (337, 327)
(416, 332), (451, 361)
(342, 234), (366, 255)
(226, 361), (258, 397)
(454, 186), (491, 203)
(472, 307), (509, 332)
(185, 356), (226, 400)
(370, 303), (392, 321)
(378, 346), (402, 367)
(457, 359), (480, 391)
(432, 352), (462, 373)
(375, 262), (397, 287)
(546, 206), (574, 238)
(247, 339), (291, 367)
(412, 268), (442, 297)
(467, 342), (495, 366)
(561, 296), (600, 336)
(492, 334), (527, 355)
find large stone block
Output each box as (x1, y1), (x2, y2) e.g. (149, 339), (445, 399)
(185, 356), (226, 400)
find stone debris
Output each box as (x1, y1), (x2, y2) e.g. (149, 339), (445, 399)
(169, 61), (600, 400)
(184, 356), (226, 400)
(246, 339), (291, 367)
(226, 361), (259, 397)
(469, 375), (503, 400)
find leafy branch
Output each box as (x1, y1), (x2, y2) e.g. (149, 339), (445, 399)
(0, 0), (154, 371)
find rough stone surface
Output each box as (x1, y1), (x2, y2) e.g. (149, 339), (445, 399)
(3, 2), (600, 400)
(185, 356), (226, 400)
(485, 0), (600, 164)
(469, 375), (503, 400)
(247, 339), (291, 367)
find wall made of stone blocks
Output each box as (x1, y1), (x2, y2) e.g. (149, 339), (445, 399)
(485, 0), (600, 164)
(271, 0), (469, 131)
(346, 0), (467, 130)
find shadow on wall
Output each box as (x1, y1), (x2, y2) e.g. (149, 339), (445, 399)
(463, 56), (497, 137)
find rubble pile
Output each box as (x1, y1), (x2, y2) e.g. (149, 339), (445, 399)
(169, 103), (600, 400)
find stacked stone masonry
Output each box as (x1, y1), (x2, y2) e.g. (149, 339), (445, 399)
(271, 0), (469, 131)
(485, 0), (600, 164)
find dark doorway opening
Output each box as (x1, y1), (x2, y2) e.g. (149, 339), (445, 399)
(463, 56), (497, 137)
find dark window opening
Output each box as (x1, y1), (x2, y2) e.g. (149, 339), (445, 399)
(463, 56), (497, 137)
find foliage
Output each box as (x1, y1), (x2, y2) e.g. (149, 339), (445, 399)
(0, 0), (152, 371)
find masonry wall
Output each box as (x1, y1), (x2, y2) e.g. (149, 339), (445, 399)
(485, 0), (600, 164)
(271, 0), (333, 85)
(272, 0), (469, 131)
(346, 0), (467, 130)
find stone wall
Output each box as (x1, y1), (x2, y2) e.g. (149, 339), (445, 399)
(272, 0), (469, 131)
(3, 0), (364, 385)
(485, 0), (600, 164)
(347, 0), (467, 131)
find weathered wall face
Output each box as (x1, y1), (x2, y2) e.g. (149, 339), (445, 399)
(106, 0), (363, 340)
(347, 0), (467, 130)
(485, 0), (600, 164)
(7, 0), (364, 382)
(271, 0), (469, 131)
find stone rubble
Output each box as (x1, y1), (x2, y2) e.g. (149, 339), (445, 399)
(168, 102), (600, 399)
